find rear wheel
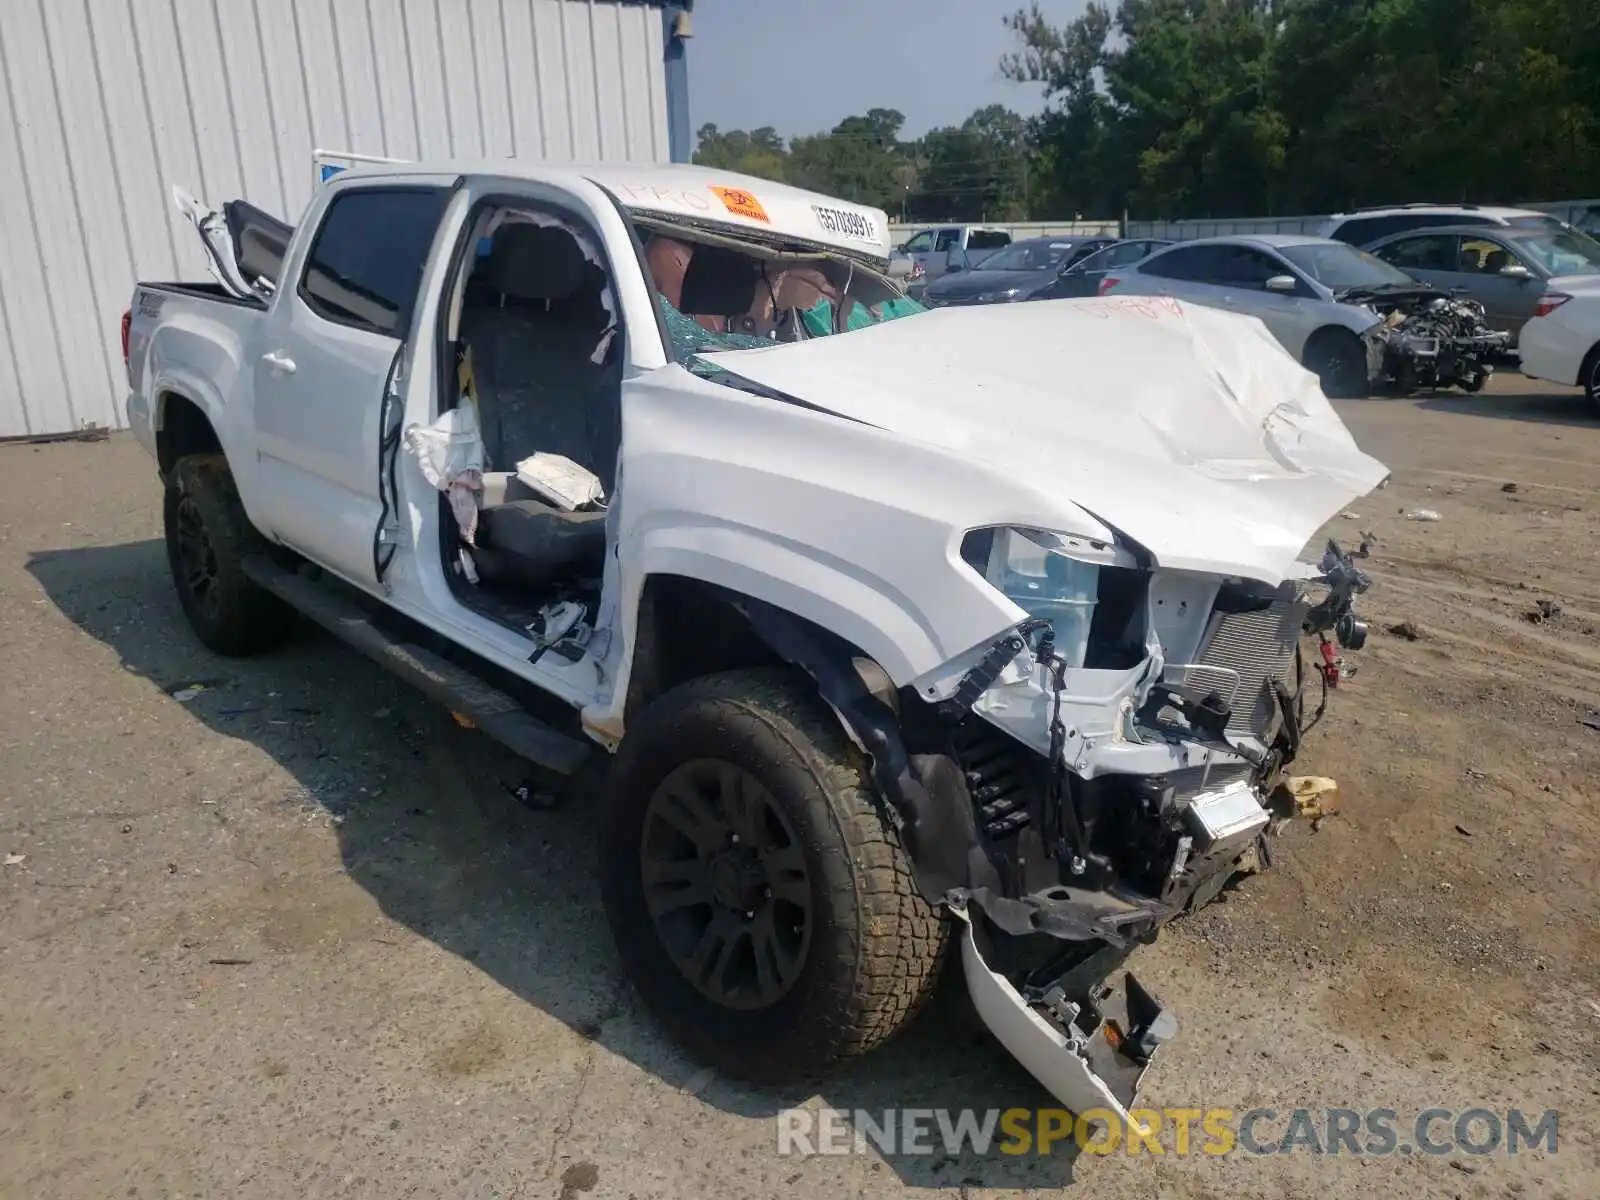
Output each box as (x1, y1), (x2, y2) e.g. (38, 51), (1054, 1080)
(1583, 344), (1600, 418)
(163, 454), (294, 656)
(1304, 328), (1368, 399)
(600, 668), (949, 1082)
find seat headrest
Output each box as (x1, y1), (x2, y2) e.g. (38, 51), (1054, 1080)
(480, 223), (591, 302)
(680, 244), (762, 317)
(645, 236), (695, 308)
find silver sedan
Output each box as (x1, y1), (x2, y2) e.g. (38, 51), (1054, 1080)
(1099, 235), (1428, 396)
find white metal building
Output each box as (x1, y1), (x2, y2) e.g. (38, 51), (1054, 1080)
(0, 0), (693, 440)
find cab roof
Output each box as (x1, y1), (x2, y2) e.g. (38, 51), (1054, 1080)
(327, 158), (894, 263)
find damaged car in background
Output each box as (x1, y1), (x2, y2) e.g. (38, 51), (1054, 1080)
(1100, 234), (1509, 396)
(127, 157), (1387, 1131)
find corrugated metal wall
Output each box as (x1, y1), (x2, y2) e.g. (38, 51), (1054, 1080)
(0, 0), (670, 439)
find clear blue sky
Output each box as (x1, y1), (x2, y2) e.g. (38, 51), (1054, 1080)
(686, 1), (1084, 143)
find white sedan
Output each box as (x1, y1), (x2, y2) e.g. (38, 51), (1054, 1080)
(1518, 277), (1600, 412)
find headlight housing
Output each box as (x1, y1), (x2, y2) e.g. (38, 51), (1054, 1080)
(967, 527), (1104, 667)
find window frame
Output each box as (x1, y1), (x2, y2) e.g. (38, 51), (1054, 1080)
(1140, 244), (1232, 282)
(296, 184), (453, 338)
(1457, 235), (1515, 274)
(966, 229), (1012, 252)
(1373, 233), (1461, 273)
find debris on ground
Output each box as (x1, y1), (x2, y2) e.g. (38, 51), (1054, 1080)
(1340, 510), (1361, 519)
(3, 852), (25, 866)
(1525, 600), (1563, 624)
(1455, 824), (1473, 837)
(1501, 482), (1518, 493)
(1579, 714), (1600, 732)
(451, 712), (475, 729)
(681, 1066), (717, 1096)
(505, 779), (561, 811)
(1464, 767), (1488, 781)
(1387, 621), (1420, 641)
(1281, 776), (1340, 826)
(207, 957), (253, 966)
(1405, 508), (1441, 522)
(170, 684), (209, 702)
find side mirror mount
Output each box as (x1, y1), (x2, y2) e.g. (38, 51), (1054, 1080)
(1500, 263), (1535, 281)
(944, 247), (968, 273)
(1265, 274), (1299, 293)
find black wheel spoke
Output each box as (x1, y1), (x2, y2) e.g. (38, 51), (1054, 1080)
(642, 857), (710, 917)
(685, 912), (742, 992)
(642, 759), (813, 1010)
(751, 911), (802, 998)
(763, 844), (809, 905)
(173, 494), (221, 615)
(652, 782), (722, 853)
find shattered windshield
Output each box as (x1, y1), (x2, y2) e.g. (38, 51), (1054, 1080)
(643, 231), (925, 373)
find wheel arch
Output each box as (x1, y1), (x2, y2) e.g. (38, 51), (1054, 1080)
(621, 574), (982, 907)
(155, 389), (223, 477)
(1302, 320), (1366, 354)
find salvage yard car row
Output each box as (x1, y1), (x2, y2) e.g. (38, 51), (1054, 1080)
(895, 201), (1600, 411)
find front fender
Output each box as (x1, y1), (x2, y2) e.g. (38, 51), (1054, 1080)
(613, 366), (1062, 689)
(630, 522), (970, 686)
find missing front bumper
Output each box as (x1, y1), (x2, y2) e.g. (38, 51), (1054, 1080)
(953, 902), (1175, 1125)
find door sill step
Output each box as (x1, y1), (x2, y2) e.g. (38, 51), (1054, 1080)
(242, 555), (592, 775)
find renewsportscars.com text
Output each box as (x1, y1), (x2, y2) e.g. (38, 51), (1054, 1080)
(775, 1106), (1561, 1158)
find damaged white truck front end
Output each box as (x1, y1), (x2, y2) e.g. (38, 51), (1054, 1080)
(604, 297), (1387, 1121)
(140, 165), (1385, 1126)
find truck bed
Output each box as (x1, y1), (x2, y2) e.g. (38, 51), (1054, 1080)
(138, 280), (267, 310)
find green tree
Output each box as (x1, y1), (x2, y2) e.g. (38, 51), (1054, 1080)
(787, 109), (911, 210)
(1006, 0), (1600, 219)
(910, 106), (1034, 221)
(692, 123), (789, 181)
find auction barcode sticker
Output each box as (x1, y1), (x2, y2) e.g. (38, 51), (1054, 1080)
(811, 204), (879, 244)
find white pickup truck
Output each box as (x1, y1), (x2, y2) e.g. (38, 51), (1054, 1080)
(123, 157), (1387, 1122)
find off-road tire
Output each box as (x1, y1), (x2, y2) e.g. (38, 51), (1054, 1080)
(1303, 327), (1368, 399)
(163, 453), (294, 656)
(599, 667), (950, 1082)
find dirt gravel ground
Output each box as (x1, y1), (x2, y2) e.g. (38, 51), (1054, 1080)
(2, 373), (1598, 1199)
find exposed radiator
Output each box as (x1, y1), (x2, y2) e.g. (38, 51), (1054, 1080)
(1185, 594), (1303, 738)
(1164, 762), (1254, 804)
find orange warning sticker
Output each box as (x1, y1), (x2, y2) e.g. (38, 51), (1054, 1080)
(709, 185), (770, 223)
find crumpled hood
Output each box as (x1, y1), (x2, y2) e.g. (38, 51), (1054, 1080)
(698, 297), (1390, 583)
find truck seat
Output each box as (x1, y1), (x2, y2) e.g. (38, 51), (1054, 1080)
(458, 221), (618, 587)
(471, 469), (608, 588)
